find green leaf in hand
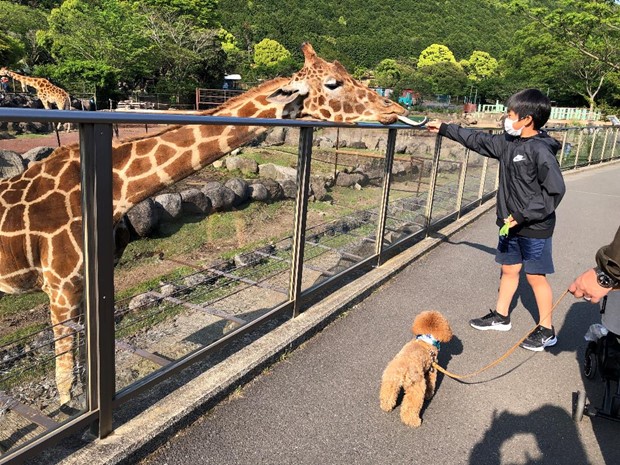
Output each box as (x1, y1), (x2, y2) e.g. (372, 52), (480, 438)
(499, 222), (510, 237)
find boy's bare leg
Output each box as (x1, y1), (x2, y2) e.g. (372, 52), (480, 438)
(526, 273), (553, 328)
(496, 264), (522, 317)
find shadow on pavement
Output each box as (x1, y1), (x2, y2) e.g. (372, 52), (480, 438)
(469, 405), (590, 465)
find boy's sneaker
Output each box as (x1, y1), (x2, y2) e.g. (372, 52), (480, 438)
(469, 310), (512, 331)
(520, 325), (557, 352)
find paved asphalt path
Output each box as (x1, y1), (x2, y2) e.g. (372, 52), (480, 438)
(140, 163), (620, 465)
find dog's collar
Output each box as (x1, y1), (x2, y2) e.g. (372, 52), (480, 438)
(416, 334), (440, 350)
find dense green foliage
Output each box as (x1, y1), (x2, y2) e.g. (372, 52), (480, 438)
(2, 0), (620, 111)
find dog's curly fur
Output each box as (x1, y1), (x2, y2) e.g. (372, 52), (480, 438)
(379, 310), (453, 427)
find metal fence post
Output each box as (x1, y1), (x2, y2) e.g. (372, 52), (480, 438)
(80, 123), (115, 438)
(375, 128), (397, 262)
(477, 156), (489, 206)
(289, 127), (313, 317)
(424, 134), (442, 235)
(454, 148), (470, 218)
(574, 131), (583, 169)
(558, 131), (568, 167)
(587, 130), (597, 164)
(612, 128), (619, 160)
(600, 128), (609, 163)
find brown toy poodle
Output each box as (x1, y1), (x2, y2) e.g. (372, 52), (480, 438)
(379, 310), (453, 427)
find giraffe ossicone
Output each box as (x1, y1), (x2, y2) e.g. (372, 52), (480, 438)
(0, 42), (422, 406)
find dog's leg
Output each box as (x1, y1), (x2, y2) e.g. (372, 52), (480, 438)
(424, 370), (438, 400)
(379, 360), (404, 412)
(400, 381), (426, 427)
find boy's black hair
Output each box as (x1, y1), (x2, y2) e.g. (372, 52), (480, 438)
(506, 88), (551, 130)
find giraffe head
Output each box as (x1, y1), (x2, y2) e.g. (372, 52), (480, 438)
(266, 43), (421, 125)
(0, 67), (9, 77)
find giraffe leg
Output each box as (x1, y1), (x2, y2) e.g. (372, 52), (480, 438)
(48, 289), (83, 406)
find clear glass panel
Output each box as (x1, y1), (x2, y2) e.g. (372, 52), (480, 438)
(382, 128), (434, 248)
(302, 126), (385, 290)
(112, 123), (295, 392)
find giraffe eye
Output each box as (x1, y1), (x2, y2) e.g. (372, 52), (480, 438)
(324, 79), (342, 90)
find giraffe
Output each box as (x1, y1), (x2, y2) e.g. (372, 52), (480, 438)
(0, 68), (71, 111)
(0, 43), (424, 405)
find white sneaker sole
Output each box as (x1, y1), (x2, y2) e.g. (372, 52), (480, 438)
(470, 322), (512, 331)
(520, 336), (557, 352)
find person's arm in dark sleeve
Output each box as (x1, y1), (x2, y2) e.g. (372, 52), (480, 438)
(510, 150), (566, 225)
(596, 225), (620, 283)
(438, 123), (502, 160)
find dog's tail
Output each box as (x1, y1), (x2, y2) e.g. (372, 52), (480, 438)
(379, 360), (406, 412)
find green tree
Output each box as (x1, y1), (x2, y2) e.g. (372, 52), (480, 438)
(253, 38), (295, 78)
(375, 59), (401, 88)
(417, 44), (458, 68)
(132, 0), (219, 29)
(500, 1), (620, 71)
(0, 1), (49, 67)
(417, 61), (469, 97)
(461, 51), (499, 82)
(138, 4), (226, 94)
(41, 0), (154, 86)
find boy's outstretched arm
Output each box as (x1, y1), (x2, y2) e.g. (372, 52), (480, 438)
(427, 121), (502, 160)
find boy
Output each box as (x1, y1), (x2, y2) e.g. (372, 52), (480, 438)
(427, 88), (566, 351)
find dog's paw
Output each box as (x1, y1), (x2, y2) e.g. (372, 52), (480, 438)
(379, 399), (395, 412)
(402, 415), (422, 428)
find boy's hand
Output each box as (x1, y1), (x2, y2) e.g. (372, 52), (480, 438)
(499, 215), (518, 236)
(426, 120), (443, 133)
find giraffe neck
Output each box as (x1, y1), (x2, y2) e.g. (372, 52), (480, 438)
(7, 71), (41, 90)
(109, 77), (289, 218)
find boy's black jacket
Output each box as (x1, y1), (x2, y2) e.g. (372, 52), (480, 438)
(438, 123), (566, 238)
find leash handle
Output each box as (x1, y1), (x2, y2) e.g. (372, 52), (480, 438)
(434, 289), (570, 381)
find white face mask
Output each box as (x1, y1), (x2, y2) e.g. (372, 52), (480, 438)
(504, 116), (523, 136)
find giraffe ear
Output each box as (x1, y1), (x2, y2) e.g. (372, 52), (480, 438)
(266, 84), (308, 104)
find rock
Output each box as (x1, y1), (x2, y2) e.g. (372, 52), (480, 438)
(319, 138), (334, 149)
(22, 146), (55, 165)
(202, 183), (236, 211)
(349, 141), (367, 149)
(126, 199), (159, 237)
(310, 181), (328, 201)
(128, 293), (160, 311)
(183, 273), (212, 287)
(335, 171), (368, 188)
(364, 168), (385, 186)
(279, 179), (297, 199)
(258, 163), (297, 181)
(233, 244), (276, 268)
(0, 150), (26, 178)
(180, 188), (211, 215)
(225, 156), (258, 175)
(159, 282), (182, 297)
(224, 178), (249, 205)
(392, 161), (408, 176)
(249, 182), (269, 201)
(212, 159), (225, 169)
(154, 193), (183, 221)
(264, 127), (287, 145)
(259, 178), (284, 200)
